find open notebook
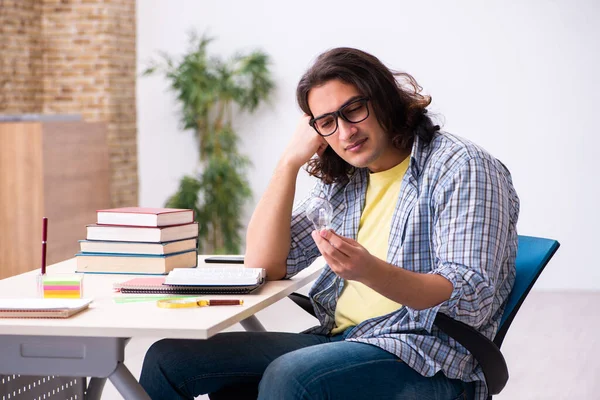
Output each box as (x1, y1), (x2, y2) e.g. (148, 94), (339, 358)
(114, 267), (266, 295)
(0, 298), (93, 318)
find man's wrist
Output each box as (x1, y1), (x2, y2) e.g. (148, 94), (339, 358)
(360, 256), (395, 292)
(277, 156), (304, 173)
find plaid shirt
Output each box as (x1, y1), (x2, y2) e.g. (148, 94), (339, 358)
(285, 131), (520, 399)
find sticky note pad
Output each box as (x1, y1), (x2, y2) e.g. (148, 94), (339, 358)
(43, 274), (84, 299)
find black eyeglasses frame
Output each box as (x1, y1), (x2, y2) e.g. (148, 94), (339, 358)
(309, 97), (370, 137)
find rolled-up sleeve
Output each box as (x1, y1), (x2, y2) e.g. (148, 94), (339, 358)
(411, 156), (513, 331)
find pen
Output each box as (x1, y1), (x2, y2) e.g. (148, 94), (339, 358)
(41, 217), (48, 275)
(36, 217), (48, 297)
(157, 299), (244, 309)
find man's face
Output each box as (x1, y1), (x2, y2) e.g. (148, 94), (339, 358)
(307, 79), (403, 172)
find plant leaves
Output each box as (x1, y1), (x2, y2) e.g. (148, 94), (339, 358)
(146, 30), (274, 253)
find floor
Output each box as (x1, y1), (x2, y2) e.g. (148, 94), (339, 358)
(100, 291), (600, 400)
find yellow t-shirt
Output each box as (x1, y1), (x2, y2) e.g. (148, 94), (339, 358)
(332, 157), (409, 335)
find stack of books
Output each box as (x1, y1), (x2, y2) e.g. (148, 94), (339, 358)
(76, 207), (199, 274)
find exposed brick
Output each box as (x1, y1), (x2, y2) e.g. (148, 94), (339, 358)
(0, 0), (138, 207)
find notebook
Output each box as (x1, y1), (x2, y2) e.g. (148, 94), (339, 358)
(114, 266), (265, 295)
(164, 267), (265, 286)
(0, 298), (93, 318)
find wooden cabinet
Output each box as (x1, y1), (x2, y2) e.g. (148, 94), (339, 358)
(0, 119), (110, 279)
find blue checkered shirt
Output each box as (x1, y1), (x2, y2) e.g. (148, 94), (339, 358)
(285, 132), (520, 399)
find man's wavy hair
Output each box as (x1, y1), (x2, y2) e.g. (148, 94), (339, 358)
(297, 48), (439, 184)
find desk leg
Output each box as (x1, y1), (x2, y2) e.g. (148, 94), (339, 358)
(240, 315), (266, 332)
(86, 377), (107, 400)
(108, 362), (152, 400)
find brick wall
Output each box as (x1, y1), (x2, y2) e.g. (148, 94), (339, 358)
(0, 0), (43, 113)
(0, 0), (138, 207)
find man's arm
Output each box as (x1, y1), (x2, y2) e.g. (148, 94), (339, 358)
(245, 160), (301, 280)
(245, 116), (328, 280)
(427, 157), (517, 328)
(365, 258), (454, 311)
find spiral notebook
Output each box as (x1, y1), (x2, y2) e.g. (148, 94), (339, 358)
(0, 298), (92, 318)
(114, 267), (265, 295)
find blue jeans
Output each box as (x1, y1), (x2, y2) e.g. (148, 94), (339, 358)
(140, 331), (474, 400)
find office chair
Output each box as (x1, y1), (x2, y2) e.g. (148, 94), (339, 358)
(288, 235), (560, 399)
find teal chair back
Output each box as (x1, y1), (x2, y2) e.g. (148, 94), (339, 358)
(493, 235), (560, 348)
(431, 234), (560, 397)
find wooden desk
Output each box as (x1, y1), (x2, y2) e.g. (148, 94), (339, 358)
(0, 257), (325, 400)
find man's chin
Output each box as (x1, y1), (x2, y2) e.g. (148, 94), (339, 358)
(341, 154), (371, 169)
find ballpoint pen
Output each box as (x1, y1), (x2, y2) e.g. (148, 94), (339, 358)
(36, 217), (48, 297)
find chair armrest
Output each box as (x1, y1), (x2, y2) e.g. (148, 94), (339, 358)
(289, 292), (508, 395)
(433, 312), (508, 395)
(288, 292), (317, 318)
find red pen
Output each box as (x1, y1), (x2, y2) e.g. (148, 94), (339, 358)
(41, 217), (48, 275)
(37, 217), (48, 297)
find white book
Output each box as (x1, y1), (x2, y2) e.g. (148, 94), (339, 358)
(97, 207), (194, 227)
(86, 222), (198, 243)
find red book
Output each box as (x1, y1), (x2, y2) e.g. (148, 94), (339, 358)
(97, 207), (194, 227)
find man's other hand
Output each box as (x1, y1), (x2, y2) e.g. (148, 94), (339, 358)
(311, 229), (375, 282)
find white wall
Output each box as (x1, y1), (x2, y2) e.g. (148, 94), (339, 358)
(137, 0), (600, 290)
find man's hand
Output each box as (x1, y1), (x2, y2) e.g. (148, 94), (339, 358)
(311, 229), (379, 282)
(280, 115), (329, 170)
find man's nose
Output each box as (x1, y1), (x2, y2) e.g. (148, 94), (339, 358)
(337, 118), (357, 140)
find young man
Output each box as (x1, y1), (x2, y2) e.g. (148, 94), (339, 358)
(140, 48), (519, 400)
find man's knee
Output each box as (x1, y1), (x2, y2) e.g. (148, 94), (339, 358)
(258, 352), (314, 399)
(145, 338), (176, 361)
(141, 339), (173, 378)
(141, 338), (204, 379)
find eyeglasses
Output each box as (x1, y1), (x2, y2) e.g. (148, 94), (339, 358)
(309, 97), (370, 137)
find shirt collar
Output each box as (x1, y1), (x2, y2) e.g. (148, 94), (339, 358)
(408, 132), (435, 178)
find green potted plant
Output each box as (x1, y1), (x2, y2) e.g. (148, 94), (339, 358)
(143, 32), (274, 253)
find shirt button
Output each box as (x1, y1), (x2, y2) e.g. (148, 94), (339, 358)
(414, 313), (420, 322)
